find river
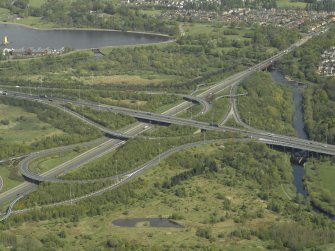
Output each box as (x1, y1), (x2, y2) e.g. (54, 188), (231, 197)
(0, 23), (169, 49)
(270, 70), (308, 197)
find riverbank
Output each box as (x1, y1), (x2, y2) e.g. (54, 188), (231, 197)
(271, 69), (335, 221)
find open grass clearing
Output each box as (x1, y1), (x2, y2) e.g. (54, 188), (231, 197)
(13, 16), (58, 29)
(75, 75), (164, 85)
(318, 163), (335, 193)
(183, 23), (252, 39)
(0, 163), (23, 192)
(276, 0), (307, 9)
(140, 9), (163, 16)
(100, 97), (148, 107)
(0, 8), (9, 21)
(0, 104), (64, 145)
(307, 160), (335, 194)
(29, 147), (90, 175)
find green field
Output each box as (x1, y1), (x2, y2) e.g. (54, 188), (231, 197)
(319, 164), (335, 193)
(29, 0), (47, 7)
(0, 104), (63, 144)
(305, 160), (335, 194)
(13, 16), (60, 29)
(29, 148), (89, 175)
(276, 0), (307, 8)
(0, 162), (23, 192)
(0, 104), (63, 145)
(29, 0), (75, 8)
(140, 9), (162, 16)
(183, 23), (252, 40)
(0, 8), (9, 21)
(305, 160), (335, 215)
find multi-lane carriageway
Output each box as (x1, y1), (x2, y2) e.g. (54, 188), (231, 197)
(6, 91), (335, 157)
(0, 27), (333, 214)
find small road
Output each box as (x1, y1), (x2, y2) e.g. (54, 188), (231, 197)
(50, 103), (132, 140)
(0, 195), (23, 222)
(0, 137), (107, 206)
(178, 94), (211, 115)
(6, 89), (335, 156)
(0, 176), (3, 191)
(11, 139), (247, 214)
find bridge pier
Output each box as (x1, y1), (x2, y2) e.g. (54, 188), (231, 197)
(22, 176), (42, 185)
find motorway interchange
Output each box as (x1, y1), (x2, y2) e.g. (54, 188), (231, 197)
(0, 28), (334, 220)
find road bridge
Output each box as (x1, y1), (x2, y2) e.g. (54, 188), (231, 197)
(4, 92), (335, 157)
(0, 30), (326, 210)
(216, 92), (248, 99)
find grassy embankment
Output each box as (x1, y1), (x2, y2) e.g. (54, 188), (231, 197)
(29, 147), (91, 175)
(0, 104), (63, 145)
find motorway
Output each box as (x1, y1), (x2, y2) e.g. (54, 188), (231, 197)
(6, 91), (335, 156)
(49, 103), (133, 140)
(11, 139), (234, 215)
(0, 28), (332, 213)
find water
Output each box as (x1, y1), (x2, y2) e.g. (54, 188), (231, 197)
(291, 163), (307, 197)
(0, 23), (169, 49)
(270, 71), (308, 140)
(112, 218), (184, 228)
(270, 70), (308, 197)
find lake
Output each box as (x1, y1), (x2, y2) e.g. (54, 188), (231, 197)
(0, 23), (169, 49)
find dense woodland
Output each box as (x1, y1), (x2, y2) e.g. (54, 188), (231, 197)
(237, 72), (296, 135)
(278, 27), (335, 143)
(66, 105), (136, 130)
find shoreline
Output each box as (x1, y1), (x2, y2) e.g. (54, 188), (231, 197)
(0, 21), (171, 38)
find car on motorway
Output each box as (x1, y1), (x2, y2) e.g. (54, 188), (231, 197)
(210, 122), (219, 127)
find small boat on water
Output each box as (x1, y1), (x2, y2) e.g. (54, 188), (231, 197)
(1, 36), (9, 46)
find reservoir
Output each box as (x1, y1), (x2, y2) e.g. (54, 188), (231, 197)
(0, 23), (169, 49)
(112, 218), (184, 228)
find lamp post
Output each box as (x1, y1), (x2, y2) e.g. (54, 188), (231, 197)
(116, 159), (118, 182)
(158, 142), (161, 162)
(248, 111), (251, 127)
